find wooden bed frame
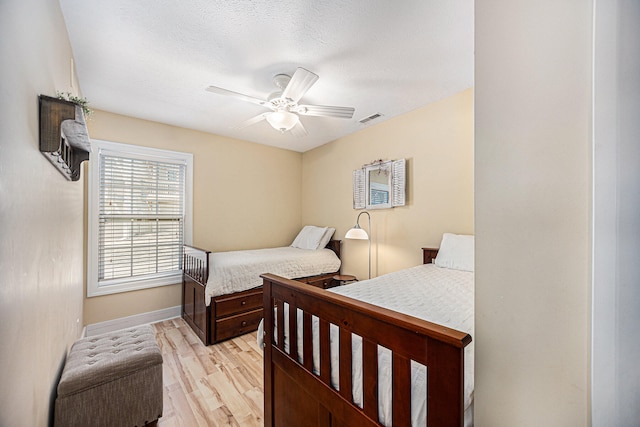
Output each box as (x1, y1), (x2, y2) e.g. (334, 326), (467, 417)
(182, 240), (341, 345)
(262, 248), (472, 427)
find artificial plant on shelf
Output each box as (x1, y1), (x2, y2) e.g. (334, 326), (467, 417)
(56, 91), (93, 118)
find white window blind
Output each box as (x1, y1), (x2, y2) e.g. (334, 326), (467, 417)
(87, 140), (193, 297)
(99, 155), (184, 281)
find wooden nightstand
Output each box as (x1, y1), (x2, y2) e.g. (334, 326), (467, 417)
(298, 272), (338, 289)
(332, 274), (358, 286)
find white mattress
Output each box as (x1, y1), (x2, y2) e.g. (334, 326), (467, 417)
(260, 263), (474, 426)
(205, 246), (341, 304)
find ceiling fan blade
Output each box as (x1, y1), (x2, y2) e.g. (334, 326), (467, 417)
(206, 86), (267, 107)
(296, 104), (355, 119)
(237, 113), (269, 128)
(289, 121), (308, 138)
(281, 67), (319, 103)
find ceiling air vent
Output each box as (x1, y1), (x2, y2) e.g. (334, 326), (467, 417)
(359, 113), (383, 125)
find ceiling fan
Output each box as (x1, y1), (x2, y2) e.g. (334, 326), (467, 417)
(206, 67), (355, 137)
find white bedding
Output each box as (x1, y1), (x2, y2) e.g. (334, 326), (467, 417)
(205, 246), (341, 305)
(259, 263), (474, 426)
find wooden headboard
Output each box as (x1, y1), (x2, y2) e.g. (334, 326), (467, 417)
(326, 239), (341, 260)
(422, 247), (439, 264)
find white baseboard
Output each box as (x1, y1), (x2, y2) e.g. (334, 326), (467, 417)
(85, 305), (181, 337)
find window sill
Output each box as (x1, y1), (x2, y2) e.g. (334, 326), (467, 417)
(87, 272), (182, 297)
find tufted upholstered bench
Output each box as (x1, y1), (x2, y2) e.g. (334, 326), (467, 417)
(54, 325), (163, 427)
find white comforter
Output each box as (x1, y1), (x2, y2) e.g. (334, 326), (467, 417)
(260, 263), (474, 426)
(205, 246), (341, 304)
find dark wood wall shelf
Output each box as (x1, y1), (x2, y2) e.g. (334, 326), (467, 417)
(39, 95), (91, 181)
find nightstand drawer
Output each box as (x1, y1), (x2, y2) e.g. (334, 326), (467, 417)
(214, 308), (263, 342)
(214, 288), (263, 318)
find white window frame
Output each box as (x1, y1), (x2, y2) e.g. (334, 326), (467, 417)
(87, 139), (193, 297)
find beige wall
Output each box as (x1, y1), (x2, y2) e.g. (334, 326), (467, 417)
(85, 88), (473, 324)
(302, 89), (474, 280)
(85, 111), (302, 324)
(475, 1), (591, 425)
(0, 1), (85, 426)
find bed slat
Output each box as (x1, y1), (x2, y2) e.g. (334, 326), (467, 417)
(288, 302), (298, 358)
(362, 338), (379, 422)
(338, 328), (353, 401)
(303, 312), (313, 372)
(392, 352), (412, 425)
(276, 299), (284, 352)
(319, 319), (331, 385)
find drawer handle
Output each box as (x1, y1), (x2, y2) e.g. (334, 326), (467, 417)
(241, 301), (246, 305)
(241, 321), (247, 327)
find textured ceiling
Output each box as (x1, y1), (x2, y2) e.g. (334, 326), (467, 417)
(59, 0), (473, 152)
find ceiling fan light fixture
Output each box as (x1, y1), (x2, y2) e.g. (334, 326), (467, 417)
(266, 111), (299, 132)
(206, 67), (353, 137)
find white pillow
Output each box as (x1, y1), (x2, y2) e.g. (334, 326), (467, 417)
(291, 226), (328, 250)
(434, 233), (474, 272)
(317, 227), (335, 249)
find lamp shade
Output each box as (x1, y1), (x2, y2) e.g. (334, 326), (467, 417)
(266, 111), (299, 131)
(345, 210), (372, 279)
(345, 226), (369, 240)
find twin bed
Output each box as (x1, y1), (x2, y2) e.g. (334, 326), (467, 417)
(182, 226), (342, 345)
(261, 233), (474, 426)
(182, 229), (474, 426)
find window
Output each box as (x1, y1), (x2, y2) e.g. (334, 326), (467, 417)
(87, 140), (193, 297)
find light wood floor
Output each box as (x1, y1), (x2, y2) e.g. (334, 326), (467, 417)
(151, 317), (264, 427)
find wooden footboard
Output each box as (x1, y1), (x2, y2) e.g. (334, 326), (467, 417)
(262, 272), (471, 427)
(182, 245), (210, 344)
